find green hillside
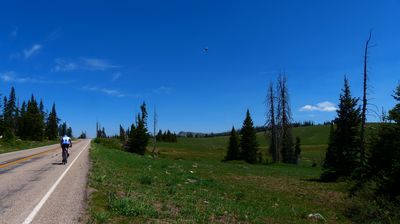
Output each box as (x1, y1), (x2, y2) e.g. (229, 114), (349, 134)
(157, 125), (331, 166)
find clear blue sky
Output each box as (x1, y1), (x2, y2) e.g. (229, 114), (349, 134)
(1, 0), (399, 137)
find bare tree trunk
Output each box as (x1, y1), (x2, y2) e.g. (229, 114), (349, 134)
(267, 82), (279, 162)
(152, 106), (157, 157)
(277, 73), (293, 163)
(360, 31), (372, 165)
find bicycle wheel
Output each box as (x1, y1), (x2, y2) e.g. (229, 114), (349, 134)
(62, 149), (68, 164)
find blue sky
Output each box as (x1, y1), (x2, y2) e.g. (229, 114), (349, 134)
(1, 0), (399, 137)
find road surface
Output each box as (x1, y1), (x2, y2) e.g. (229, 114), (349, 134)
(0, 139), (91, 224)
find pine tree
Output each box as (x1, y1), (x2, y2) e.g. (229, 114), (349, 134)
(156, 130), (163, 141)
(321, 122), (337, 181)
(119, 125), (126, 142)
(79, 131), (87, 139)
(0, 92), (3, 136)
(388, 83), (400, 123)
(240, 110), (259, 164)
(17, 101), (27, 139)
(365, 83), (400, 200)
(25, 95), (45, 141)
(321, 77), (361, 181)
(39, 99), (46, 120)
(66, 127), (73, 137)
(4, 87), (17, 140)
(59, 122), (68, 136)
(127, 102), (149, 155)
(224, 126), (240, 161)
(46, 103), (59, 140)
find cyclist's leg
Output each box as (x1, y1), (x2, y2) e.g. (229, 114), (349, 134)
(61, 145), (66, 163)
(66, 145), (70, 157)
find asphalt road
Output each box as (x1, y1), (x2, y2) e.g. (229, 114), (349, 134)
(0, 139), (91, 224)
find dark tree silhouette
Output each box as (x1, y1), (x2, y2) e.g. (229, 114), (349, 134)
(224, 126), (240, 161)
(321, 77), (361, 181)
(266, 81), (279, 162)
(360, 31), (372, 166)
(240, 110), (259, 164)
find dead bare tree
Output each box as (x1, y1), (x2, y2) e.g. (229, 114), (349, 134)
(360, 31), (372, 165)
(277, 73), (294, 163)
(152, 106), (158, 157)
(266, 81), (279, 162)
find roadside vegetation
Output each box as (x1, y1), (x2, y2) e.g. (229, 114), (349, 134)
(0, 139), (59, 154)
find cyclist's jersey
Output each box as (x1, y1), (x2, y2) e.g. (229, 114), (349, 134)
(61, 136), (71, 145)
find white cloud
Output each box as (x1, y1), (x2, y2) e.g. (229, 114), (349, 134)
(53, 58), (119, 72)
(299, 101), (337, 112)
(53, 58), (78, 72)
(0, 71), (73, 84)
(154, 86), (173, 94)
(112, 72), (122, 81)
(1, 71), (40, 83)
(82, 86), (126, 97)
(81, 58), (119, 71)
(23, 44), (42, 58)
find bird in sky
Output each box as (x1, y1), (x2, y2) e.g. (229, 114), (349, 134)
(203, 47), (209, 53)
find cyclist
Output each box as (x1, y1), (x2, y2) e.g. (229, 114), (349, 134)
(60, 135), (72, 163)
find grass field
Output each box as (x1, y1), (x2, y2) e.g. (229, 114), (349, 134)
(87, 125), (364, 223)
(0, 139), (59, 154)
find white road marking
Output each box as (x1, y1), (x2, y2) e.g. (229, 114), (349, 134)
(22, 141), (91, 224)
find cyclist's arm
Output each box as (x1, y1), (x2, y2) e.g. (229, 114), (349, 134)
(69, 139), (72, 147)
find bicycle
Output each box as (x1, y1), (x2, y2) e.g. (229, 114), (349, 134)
(61, 145), (69, 165)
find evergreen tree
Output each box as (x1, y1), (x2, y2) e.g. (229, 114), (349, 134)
(3, 87), (17, 139)
(46, 103), (59, 140)
(240, 110), (259, 164)
(127, 102), (149, 155)
(66, 127), (73, 137)
(39, 99), (46, 120)
(79, 131), (87, 139)
(388, 83), (400, 123)
(17, 101), (27, 139)
(119, 125), (126, 142)
(365, 83), (400, 200)
(321, 122), (337, 180)
(321, 77), (361, 181)
(224, 126), (240, 161)
(0, 92), (3, 136)
(59, 122), (68, 136)
(25, 95), (45, 141)
(101, 127), (106, 138)
(156, 129), (163, 141)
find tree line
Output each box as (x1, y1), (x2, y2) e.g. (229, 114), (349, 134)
(0, 86), (70, 141)
(156, 130), (178, 143)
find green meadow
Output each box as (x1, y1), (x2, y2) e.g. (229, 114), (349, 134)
(87, 125), (368, 223)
